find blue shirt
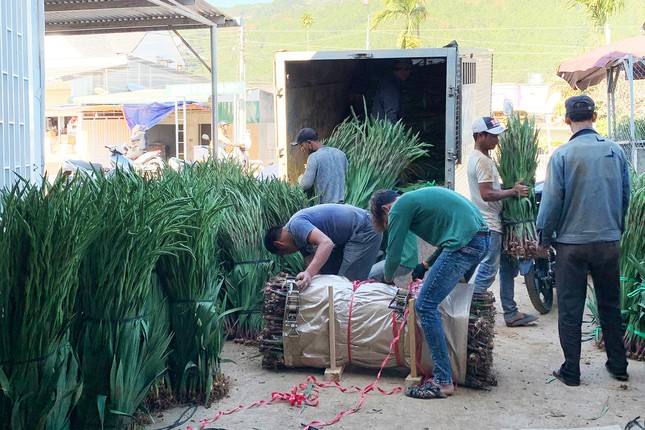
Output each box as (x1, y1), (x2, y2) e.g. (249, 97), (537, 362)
(286, 204), (368, 255)
(536, 129), (630, 246)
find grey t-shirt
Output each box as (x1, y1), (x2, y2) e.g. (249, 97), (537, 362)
(286, 204), (367, 254)
(299, 146), (348, 204)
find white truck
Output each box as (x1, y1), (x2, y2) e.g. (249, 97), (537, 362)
(273, 45), (494, 197)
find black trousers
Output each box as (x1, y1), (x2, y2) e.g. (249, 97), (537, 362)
(555, 241), (627, 381)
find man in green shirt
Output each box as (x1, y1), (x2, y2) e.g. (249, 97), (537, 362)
(369, 187), (489, 399)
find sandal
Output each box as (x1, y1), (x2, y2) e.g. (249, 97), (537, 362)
(405, 382), (447, 399)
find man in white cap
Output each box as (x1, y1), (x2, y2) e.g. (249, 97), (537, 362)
(467, 116), (538, 327)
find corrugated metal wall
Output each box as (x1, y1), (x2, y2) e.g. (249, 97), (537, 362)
(454, 53), (494, 200)
(0, 0), (44, 190)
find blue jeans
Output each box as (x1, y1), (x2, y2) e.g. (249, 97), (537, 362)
(473, 231), (520, 320)
(415, 233), (489, 385)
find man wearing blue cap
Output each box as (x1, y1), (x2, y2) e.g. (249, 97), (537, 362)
(537, 95), (630, 386)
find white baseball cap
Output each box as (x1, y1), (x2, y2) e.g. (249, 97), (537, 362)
(472, 117), (506, 134)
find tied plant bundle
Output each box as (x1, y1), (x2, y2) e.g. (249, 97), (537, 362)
(0, 175), (98, 430)
(155, 162), (231, 405)
(73, 170), (193, 429)
(220, 184), (275, 343)
(496, 113), (540, 259)
(619, 172), (645, 360)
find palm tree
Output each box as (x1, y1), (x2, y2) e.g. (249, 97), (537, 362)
(568, 0), (625, 44)
(300, 12), (314, 51)
(371, 0), (428, 49)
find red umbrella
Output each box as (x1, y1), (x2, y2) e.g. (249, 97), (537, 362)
(557, 34), (645, 90)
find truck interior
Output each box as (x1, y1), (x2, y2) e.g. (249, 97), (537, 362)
(284, 57), (449, 185)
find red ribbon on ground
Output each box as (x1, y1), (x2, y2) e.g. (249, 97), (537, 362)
(191, 280), (410, 430)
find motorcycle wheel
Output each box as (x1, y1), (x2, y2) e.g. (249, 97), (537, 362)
(524, 261), (554, 314)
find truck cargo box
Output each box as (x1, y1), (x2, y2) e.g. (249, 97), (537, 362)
(274, 46), (493, 197)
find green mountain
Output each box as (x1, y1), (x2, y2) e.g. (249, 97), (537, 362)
(181, 0), (643, 86)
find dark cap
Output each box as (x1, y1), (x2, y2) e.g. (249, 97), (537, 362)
(565, 95), (595, 116)
(291, 128), (318, 146)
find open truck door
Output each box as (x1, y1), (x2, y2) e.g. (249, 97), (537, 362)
(273, 47), (492, 196)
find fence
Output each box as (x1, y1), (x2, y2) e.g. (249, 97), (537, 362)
(607, 55), (645, 173)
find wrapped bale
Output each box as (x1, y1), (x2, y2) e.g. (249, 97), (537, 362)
(260, 274), (495, 387)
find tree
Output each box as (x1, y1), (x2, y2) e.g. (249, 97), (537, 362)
(568, 0), (625, 44)
(371, 0), (428, 49)
(300, 12), (314, 51)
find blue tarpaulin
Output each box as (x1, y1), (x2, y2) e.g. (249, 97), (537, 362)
(122, 101), (207, 130)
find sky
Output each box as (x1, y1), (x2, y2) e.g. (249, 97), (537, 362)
(207, 0), (273, 7)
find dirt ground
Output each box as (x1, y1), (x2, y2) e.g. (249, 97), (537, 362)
(147, 276), (643, 430)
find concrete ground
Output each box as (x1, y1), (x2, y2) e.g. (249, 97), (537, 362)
(147, 276), (643, 430)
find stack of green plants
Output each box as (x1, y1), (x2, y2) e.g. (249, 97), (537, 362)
(325, 110), (429, 210)
(155, 161), (231, 405)
(72, 170), (194, 429)
(220, 186), (275, 342)
(0, 175), (98, 430)
(619, 172), (645, 360)
(496, 112), (540, 259)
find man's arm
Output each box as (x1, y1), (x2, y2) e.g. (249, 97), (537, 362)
(298, 155), (317, 191)
(479, 181), (528, 202)
(382, 213), (408, 282)
(536, 155), (564, 247)
(295, 227), (334, 289)
(620, 156), (631, 231)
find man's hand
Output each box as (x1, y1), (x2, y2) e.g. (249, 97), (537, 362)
(383, 278), (395, 285)
(295, 271), (313, 291)
(412, 262), (429, 280)
(511, 180), (530, 198)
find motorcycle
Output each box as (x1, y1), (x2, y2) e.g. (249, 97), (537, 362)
(62, 158), (105, 178)
(520, 181), (556, 314)
(105, 145), (165, 175)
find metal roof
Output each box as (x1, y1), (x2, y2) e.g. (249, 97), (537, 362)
(45, 0), (238, 36)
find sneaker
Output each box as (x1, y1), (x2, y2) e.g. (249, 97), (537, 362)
(505, 312), (538, 327)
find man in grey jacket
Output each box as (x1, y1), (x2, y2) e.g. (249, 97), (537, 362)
(537, 95), (630, 386)
(293, 128), (348, 204)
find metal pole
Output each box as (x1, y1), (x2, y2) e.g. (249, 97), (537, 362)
(363, 0), (370, 49)
(210, 26), (219, 158)
(238, 17), (246, 156)
(174, 98), (180, 159)
(183, 96), (187, 160)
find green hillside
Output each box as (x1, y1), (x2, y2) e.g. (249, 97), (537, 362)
(181, 0), (643, 86)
